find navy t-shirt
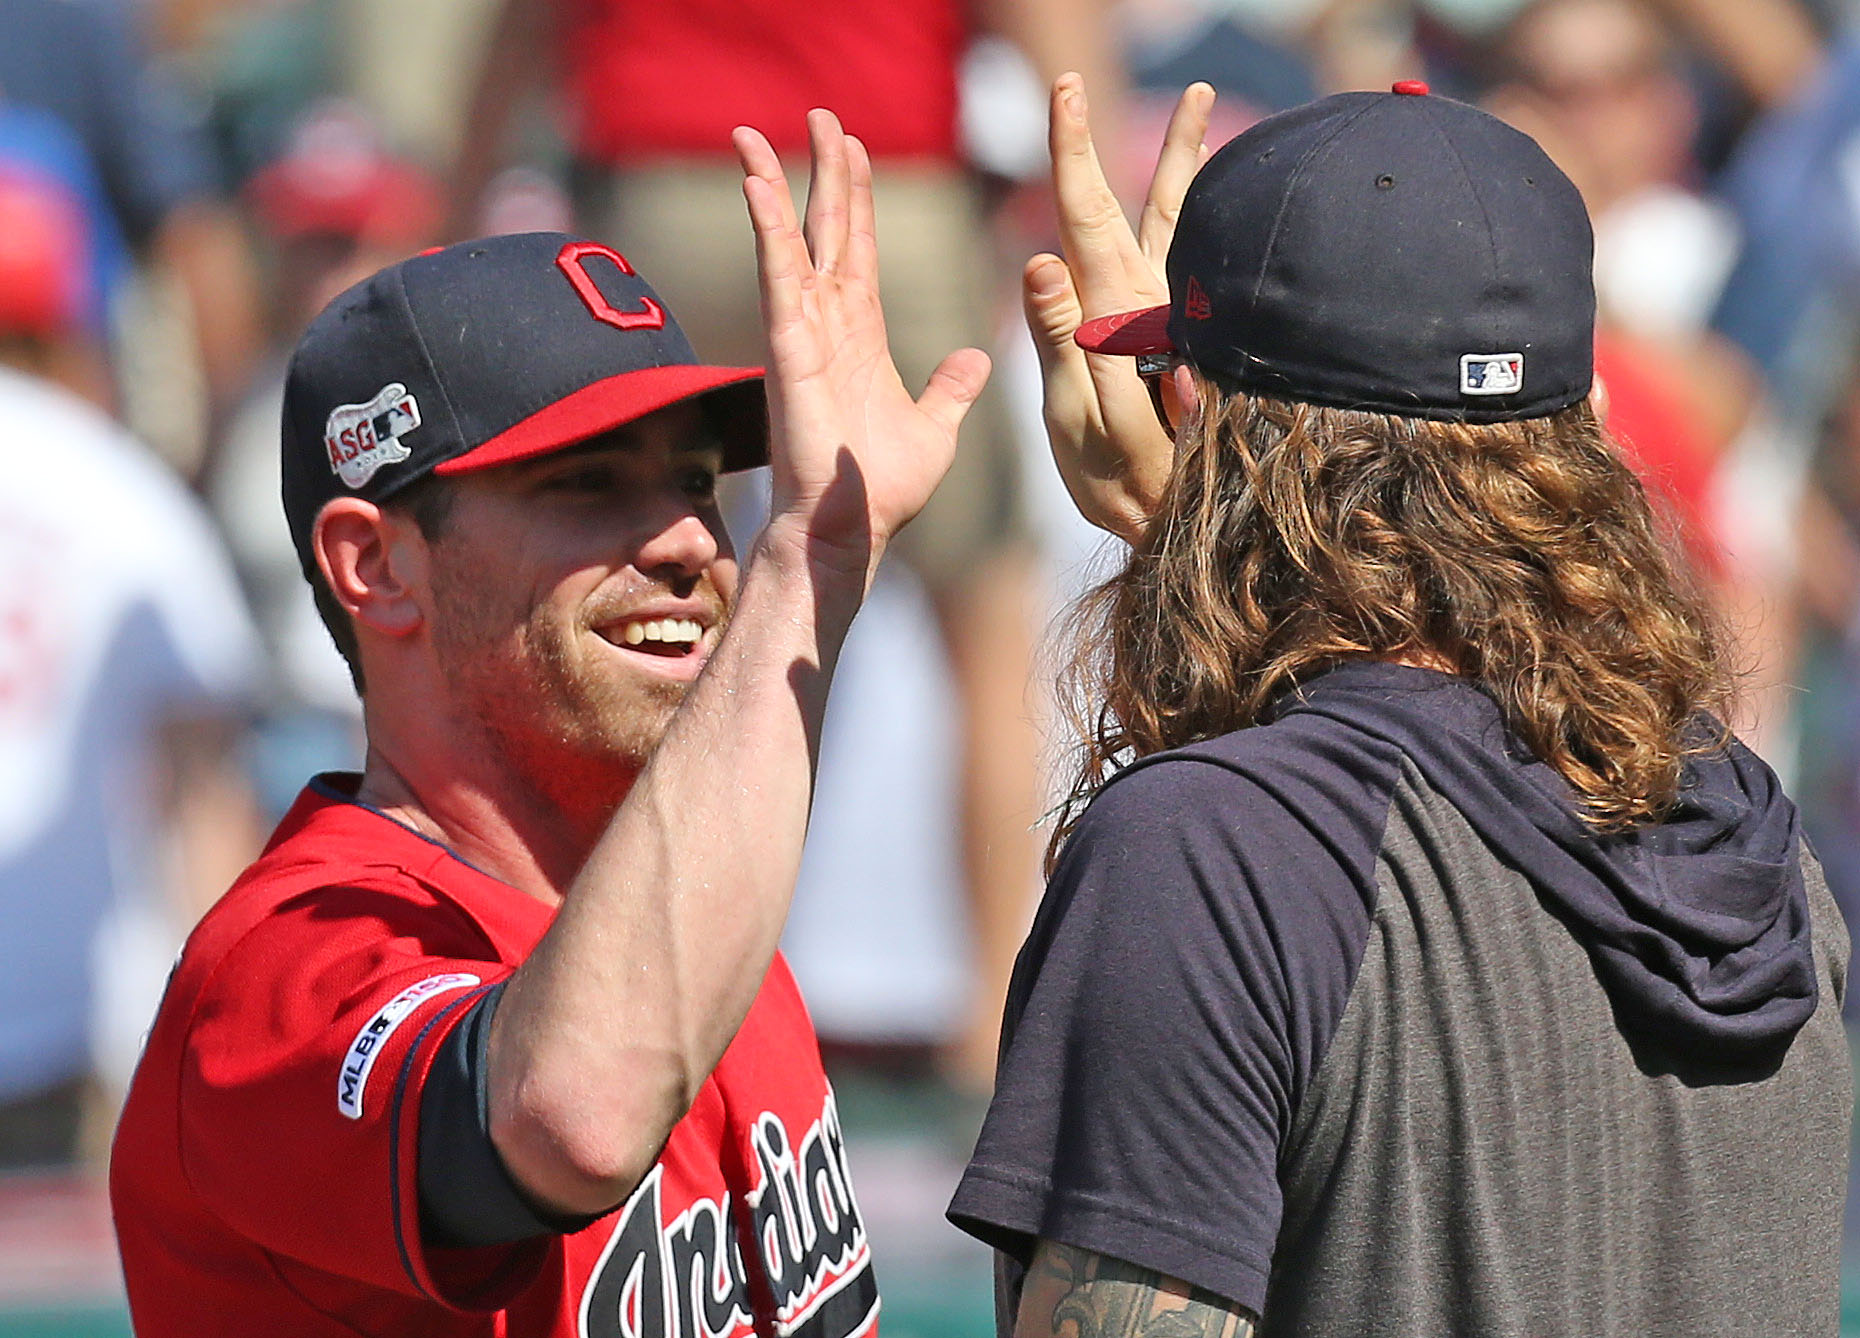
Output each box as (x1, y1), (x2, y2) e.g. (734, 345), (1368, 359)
(948, 663), (1850, 1337)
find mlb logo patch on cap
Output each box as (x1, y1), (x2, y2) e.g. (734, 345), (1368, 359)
(1460, 353), (1524, 397)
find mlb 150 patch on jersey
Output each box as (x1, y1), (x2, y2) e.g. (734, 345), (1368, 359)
(336, 972), (480, 1119)
(325, 382), (423, 488)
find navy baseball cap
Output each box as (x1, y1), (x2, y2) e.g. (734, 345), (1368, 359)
(282, 231), (767, 572)
(1078, 82), (1595, 422)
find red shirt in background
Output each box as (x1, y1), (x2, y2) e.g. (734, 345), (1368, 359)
(562, 0), (965, 164)
(1595, 327), (1727, 581)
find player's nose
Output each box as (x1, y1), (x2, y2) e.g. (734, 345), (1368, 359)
(633, 502), (721, 579)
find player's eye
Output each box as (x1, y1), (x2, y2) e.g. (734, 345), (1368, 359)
(678, 465), (719, 504)
(544, 464), (620, 493)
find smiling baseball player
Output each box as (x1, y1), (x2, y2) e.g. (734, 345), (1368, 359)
(109, 111), (989, 1335)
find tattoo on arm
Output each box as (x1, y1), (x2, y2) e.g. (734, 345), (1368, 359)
(1015, 1241), (1258, 1338)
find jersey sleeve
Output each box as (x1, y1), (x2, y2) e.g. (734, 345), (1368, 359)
(175, 883), (546, 1309)
(947, 753), (1383, 1319)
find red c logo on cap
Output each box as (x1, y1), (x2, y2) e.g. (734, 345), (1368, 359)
(556, 241), (666, 331)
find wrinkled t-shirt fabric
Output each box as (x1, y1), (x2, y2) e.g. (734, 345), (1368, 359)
(949, 662), (1851, 1338)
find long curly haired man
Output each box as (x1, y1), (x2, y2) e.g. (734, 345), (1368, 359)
(950, 81), (1852, 1338)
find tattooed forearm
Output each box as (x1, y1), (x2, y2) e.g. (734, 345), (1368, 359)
(1015, 1241), (1258, 1338)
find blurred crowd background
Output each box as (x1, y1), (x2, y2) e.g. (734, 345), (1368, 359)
(5, 0), (1860, 1328)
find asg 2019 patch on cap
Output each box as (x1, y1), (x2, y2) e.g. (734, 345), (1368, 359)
(1078, 82), (1595, 422)
(281, 230), (768, 572)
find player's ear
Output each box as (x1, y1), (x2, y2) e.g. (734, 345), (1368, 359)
(314, 497), (430, 639)
(1588, 371), (1610, 426)
(1169, 362), (1203, 436)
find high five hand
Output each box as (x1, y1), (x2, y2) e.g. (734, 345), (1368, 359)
(1024, 75), (1213, 543)
(734, 110), (991, 588)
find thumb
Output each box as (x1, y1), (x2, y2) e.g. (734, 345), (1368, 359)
(915, 346), (993, 440)
(1022, 254), (1086, 375)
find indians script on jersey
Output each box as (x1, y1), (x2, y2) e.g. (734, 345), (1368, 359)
(578, 1098), (876, 1338)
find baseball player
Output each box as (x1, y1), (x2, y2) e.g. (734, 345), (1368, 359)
(109, 111), (989, 1334)
(947, 80), (1852, 1336)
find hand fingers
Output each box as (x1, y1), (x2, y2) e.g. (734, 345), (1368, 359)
(1136, 82), (1215, 264)
(1024, 252), (1158, 447)
(1022, 253), (1172, 541)
(802, 108), (851, 273)
(914, 347), (992, 441)
(1048, 73), (1150, 303)
(1022, 254), (1104, 455)
(1022, 253), (1087, 378)
(736, 130), (809, 336)
(843, 134), (879, 288)
(732, 126), (804, 242)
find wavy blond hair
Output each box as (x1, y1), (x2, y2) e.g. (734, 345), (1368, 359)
(1050, 384), (1731, 870)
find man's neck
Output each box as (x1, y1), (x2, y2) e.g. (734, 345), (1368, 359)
(353, 744), (623, 906)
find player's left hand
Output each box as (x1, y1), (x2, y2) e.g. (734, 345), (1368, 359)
(734, 110), (990, 589)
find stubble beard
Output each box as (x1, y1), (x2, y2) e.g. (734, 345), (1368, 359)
(430, 576), (712, 836)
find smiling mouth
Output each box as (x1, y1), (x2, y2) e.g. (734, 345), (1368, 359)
(601, 617), (707, 657)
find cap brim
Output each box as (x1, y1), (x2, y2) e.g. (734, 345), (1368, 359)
(1075, 305), (1175, 356)
(437, 363), (769, 476)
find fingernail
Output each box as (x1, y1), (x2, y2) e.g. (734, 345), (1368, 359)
(1030, 261), (1066, 297)
(1063, 90), (1085, 121)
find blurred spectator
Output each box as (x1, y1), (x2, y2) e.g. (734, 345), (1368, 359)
(1122, 0), (1318, 115)
(1707, 30), (1857, 775)
(1491, 0), (1743, 365)
(1304, 0), (1435, 94)
(0, 106), (132, 352)
(0, 151), (115, 411)
(0, 170), (263, 1169)
(242, 103), (443, 263)
(1592, 327), (1726, 578)
(1099, 1), (1314, 204)
(209, 101), (442, 809)
(336, 0), (508, 167)
(454, 0), (1126, 1088)
(1495, 0), (1760, 430)
(0, 0), (262, 471)
(1642, 0), (1824, 116)
(1712, 30), (1860, 400)
(1487, 0), (1811, 756)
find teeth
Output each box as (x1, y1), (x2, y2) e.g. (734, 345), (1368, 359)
(617, 618), (703, 646)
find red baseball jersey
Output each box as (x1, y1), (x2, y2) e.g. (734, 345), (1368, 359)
(111, 776), (878, 1337)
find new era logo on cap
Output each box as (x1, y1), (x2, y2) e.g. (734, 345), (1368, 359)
(1460, 354), (1524, 397)
(1185, 276), (1213, 321)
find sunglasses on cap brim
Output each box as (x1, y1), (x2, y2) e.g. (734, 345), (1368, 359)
(1136, 353), (1182, 441)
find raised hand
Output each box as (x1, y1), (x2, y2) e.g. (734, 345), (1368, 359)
(1025, 75), (1213, 543)
(734, 110), (991, 587)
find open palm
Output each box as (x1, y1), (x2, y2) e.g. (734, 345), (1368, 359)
(735, 112), (990, 588)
